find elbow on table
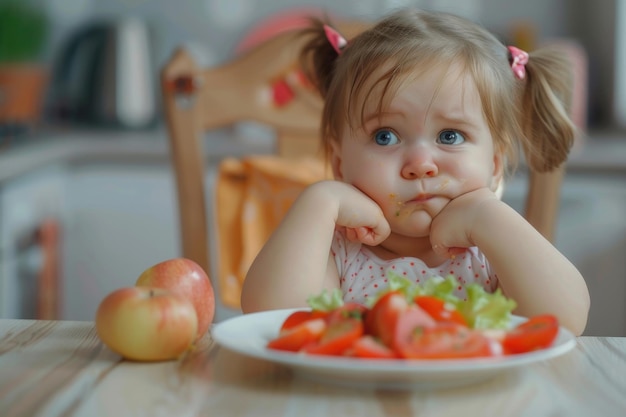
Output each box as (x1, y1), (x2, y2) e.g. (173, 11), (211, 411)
(240, 285), (260, 314)
(566, 294), (591, 337)
(240, 281), (281, 314)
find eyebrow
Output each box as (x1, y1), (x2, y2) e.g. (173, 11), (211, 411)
(362, 111), (404, 126)
(363, 109), (481, 133)
(431, 110), (482, 131)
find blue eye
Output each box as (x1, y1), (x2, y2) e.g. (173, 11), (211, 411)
(437, 130), (465, 145)
(374, 129), (399, 146)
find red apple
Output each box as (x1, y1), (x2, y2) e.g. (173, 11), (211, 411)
(135, 258), (215, 339)
(95, 287), (198, 361)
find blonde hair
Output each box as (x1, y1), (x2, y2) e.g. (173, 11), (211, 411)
(300, 9), (575, 172)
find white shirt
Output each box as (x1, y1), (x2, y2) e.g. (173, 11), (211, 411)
(331, 230), (499, 304)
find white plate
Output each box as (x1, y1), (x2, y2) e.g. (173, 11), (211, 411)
(211, 308), (576, 390)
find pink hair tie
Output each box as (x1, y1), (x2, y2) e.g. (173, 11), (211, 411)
(508, 46), (529, 80)
(324, 24), (347, 55)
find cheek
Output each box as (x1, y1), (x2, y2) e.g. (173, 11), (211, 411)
(442, 157), (495, 190)
(339, 148), (382, 181)
(341, 157), (395, 202)
(347, 165), (389, 195)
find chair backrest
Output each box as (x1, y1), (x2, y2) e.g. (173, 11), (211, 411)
(161, 21), (575, 308)
(160, 21), (368, 282)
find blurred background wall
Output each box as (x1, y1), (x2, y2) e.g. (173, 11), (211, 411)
(16, 0), (624, 131)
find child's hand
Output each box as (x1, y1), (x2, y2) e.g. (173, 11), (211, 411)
(429, 188), (501, 257)
(326, 181), (391, 246)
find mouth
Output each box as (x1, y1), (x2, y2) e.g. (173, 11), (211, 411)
(391, 193), (438, 217)
(408, 193), (434, 204)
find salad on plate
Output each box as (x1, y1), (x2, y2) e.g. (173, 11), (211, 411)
(267, 273), (560, 360)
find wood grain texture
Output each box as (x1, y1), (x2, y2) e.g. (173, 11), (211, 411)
(0, 320), (624, 417)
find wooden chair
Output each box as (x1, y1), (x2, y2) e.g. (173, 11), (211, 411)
(160, 23), (576, 317)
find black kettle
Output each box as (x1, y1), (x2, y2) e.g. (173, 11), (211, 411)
(47, 17), (156, 129)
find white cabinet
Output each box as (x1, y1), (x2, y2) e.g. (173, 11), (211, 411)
(0, 164), (68, 319)
(62, 162), (181, 321)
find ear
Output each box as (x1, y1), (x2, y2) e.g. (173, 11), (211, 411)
(490, 152), (505, 197)
(330, 141), (343, 180)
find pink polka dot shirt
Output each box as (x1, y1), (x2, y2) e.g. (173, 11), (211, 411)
(331, 230), (498, 303)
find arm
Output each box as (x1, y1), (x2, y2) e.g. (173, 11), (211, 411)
(431, 189), (590, 335)
(241, 180), (390, 313)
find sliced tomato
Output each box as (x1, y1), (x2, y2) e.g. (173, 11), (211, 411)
(326, 302), (368, 323)
(304, 317), (363, 356)
(365, 291), (409, 348)
(279, 310), (328, 333)
(392, 304), (436, 351)
(502, 314), (559, 354)
(349, 335), (398, 359)
(267, 318), (326, 352)
(414, 296), (468, 326)
(395, 308), (491, 359)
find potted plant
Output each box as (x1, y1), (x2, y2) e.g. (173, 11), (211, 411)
(0, 0), (49, 128)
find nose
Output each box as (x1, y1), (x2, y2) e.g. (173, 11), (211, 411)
(401, 147), (438, 179)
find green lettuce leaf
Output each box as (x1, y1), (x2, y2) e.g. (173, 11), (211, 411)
(458, 284), (517, 329)
(306, 288), (344, 311)
(304, 272), (517, 329)
(379, 272), (517, 329)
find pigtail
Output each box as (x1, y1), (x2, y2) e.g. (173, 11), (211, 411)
(519, 46), (577, 172)
(298, 17), (342, 99)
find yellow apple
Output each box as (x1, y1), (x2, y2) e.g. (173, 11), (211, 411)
(95, 286), (198, 361)
(135, 258), (215, 339)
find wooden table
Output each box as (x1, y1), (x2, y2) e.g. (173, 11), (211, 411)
(1, 319), (625, 417)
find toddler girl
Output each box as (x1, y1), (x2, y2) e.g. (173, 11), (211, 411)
(241, 8), (589, 335)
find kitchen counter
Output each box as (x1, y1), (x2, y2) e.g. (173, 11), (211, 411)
(0, 125), (276, 183)
(0, 127), (625, 184)
(1, 318), (625, 417)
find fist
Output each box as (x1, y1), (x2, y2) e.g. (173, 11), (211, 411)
(430, 188), (500, 256)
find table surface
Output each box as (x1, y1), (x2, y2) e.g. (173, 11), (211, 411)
(1, 319), (625, 417)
